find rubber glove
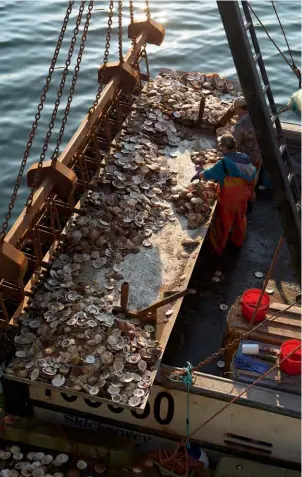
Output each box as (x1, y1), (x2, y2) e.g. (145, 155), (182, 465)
(191, 170), (202, 182)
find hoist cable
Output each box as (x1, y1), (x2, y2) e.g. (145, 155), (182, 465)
(247, 2), (301, 85)
(0, 2), (74, 242)
(271, 1), (301, 88)
(26, 2), (85, 207)
(271, 1), (296, 67)
(51, 2), (94, 163)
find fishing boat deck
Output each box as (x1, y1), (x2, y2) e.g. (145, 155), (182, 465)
(4, 69), (234, 411)
(2, 66), (300, 417)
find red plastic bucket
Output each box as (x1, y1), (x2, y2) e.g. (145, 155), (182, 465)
(280, 339), (302, 375)
(241, 288), (270, 322)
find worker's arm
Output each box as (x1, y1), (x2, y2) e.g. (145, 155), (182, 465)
(191, 160), (226, 186)
(213, 105), (234, 132)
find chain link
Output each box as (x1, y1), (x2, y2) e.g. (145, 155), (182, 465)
(118, 1), (123, 63)
(0, 2), (74, 242)
(88, 0), (114, 116)
(129, 0), (136, 46)
(51, 2), (94, 164)
(145, 0), (151, 21)
(26, 2), (85, 207)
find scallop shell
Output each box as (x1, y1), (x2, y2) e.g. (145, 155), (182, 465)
(77, 461), (87, 470)
(165, 309), (174, 317)
(89, 386), (100, 396)
(21, 465), (34, 477)
(138, 360), (147, 372)
(55, 454), (69, 464)
(85, 355), (96, 364)
(101, 351), (113, 365)
(30, 369), (40, 381)
(41, 455), (53, 465)
(128, 396), (141, 407)
(133, 388), (145, 398)
(12, 453), (24, 461)
(32, 468), (44, 477)
(92, 258), (107, 269)
(52, 375), (65, 387)
(10, 446), (21, 454)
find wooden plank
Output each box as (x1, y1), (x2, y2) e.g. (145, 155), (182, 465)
(226, 299), (301, 347)
(232, 326), (300, 344)
(269, 302), (301, 316)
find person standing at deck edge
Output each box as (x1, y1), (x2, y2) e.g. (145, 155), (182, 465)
(232, 96), (262, 169)
(191, 134), (256, 255)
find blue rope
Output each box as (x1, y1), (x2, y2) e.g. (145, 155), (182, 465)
(180, 362), (193, 449)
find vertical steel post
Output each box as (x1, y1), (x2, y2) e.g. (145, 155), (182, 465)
(217, 0), (301, 281)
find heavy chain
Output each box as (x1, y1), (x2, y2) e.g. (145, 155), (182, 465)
(26, 2), (85, 207)
(129, 0), (136, 46)
(170, 301), (297, 379)
(88, 0), (114, 115)
(145, 0), (151, 21)
(118, 1), (123, 63)
(51, 2), (94, 163)
(0, 2), (73, 242)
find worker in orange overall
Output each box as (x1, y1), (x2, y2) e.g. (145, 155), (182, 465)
(191, 134), (256, 255)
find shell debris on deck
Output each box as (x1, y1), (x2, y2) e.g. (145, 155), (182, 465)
(5, 71), (238, 407)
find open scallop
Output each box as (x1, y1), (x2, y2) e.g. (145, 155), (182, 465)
(32, 468), (45, 477)
(77, 461), (87, 470)
(41, 455), (53, 465)
(52, 375), (65, 387)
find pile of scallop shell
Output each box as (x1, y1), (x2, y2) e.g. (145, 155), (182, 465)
(0, 445), (105, 477)
(191, 148), (223, 167)
(6, 71), (224, 405)
(172, 180), (217, 229)
(0, 444), (158, 477)
(145, 71), (237, 126)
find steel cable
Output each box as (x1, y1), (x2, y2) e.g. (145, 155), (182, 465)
(247, 2), (301, 86)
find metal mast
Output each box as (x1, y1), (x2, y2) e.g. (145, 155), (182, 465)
(217, 0), (301, 281)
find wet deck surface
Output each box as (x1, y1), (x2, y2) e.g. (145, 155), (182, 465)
(163, 184), (300, 376)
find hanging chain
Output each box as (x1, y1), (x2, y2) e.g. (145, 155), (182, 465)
(51, 2), (94, 163)
(88, 0), (114, 115)
(129, 0), (136, 46)
(26, 2), (85, 207)
(145, 0), (151, 21)
(0, 2), (73, 242)
(118, 1), (123, 63)
(169, 301), (297, 380)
